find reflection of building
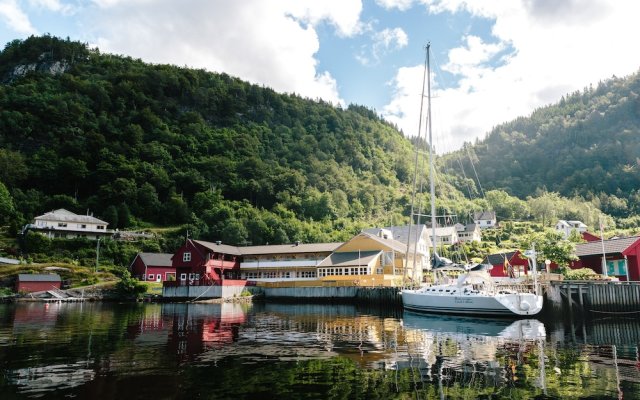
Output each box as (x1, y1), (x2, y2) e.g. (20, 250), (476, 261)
(25, 209), (111, 240)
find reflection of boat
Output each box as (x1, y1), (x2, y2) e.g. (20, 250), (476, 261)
(400, 43), (542, 317)
(402, 311), (546, 340)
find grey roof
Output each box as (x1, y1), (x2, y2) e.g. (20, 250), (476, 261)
(317, 251), (381, 268)
(18, 274), (61, 282)
(137, 253), (173, 267)
(575, 236), (640, 257)
(363, 225), (433, 248)
(193, 240), (341, 256)
(0, 257), (20, 265)
(34, 209), (108, 225)
(482, 251), (519, 265)
(474, 210), (496, 220)
(240, 242), (342, 255)
(193, 240), (243, 256)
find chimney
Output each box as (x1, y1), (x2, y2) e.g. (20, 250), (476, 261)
(216, 241), (222, 245)
(295, 241), (300, 246)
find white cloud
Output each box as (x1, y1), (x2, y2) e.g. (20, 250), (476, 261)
(87, 0), (363, 105)
(358, 27), (408, 66)
(28, 0), (75, 14)
(0, 0), (37, 34)
(375, 0), (415, 11)
(384, 0), (640, 153)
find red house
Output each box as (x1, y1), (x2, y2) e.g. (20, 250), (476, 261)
(171, 239), (241, 285)
(130, 253), (176, 282)
(581, 231), (601, 242)
(482, 251), (531, 278)
(570, 236), (640, 281)
(15, 274), (61, 293)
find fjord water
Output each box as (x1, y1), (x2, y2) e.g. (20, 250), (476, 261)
(0, 302), (638, 399)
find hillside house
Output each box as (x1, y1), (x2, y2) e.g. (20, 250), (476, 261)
(454, 223), (481, 243)
(556, 220), (588, 239)
(130, 252), (176, 282)
(473, 211), (497, 229)
(570, 236), (640, 281)
(429, 226), (459, 247)
(25, 209), (110, 240)
(15, 274), (61, 293)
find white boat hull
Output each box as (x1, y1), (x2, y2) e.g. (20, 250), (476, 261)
(401, 288), (543, 317)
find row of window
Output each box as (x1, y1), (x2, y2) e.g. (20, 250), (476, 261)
(243, 271), (293, 279)
(317, 267), (370, 277)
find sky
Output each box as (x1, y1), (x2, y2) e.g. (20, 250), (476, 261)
(1, 0), (640, 153)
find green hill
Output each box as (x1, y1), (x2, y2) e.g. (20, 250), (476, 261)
(0, 35), (442, 245)
(447, 71), (640, 219)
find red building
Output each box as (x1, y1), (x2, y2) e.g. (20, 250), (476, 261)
(570, 236), (640, 281)
(129, 252), (176, 282)
(15, 274), (61, 293)
(482, 251), (531, 278)
(581, 231), (601, 242)
(171, 239), (241, 285)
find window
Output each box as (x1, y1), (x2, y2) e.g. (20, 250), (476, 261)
(58, 222), (67, 227)
(97, 225), (105, 230)
(183, 252), (191, 262)
(148, 274), (155, 280)
(81, 224), (87, 229)
(180, 273), (187, 281)
(142, 274), (146, 280)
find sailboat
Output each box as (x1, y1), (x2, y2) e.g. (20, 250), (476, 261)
(400, 44), (543, 317)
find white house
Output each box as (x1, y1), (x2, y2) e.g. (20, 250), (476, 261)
(454, 223), (482, 243)
(429, 226), (459, 247)
(473, 211), (497, 229)
(27, 209), (111, 240)
(556, 220), (588, 239)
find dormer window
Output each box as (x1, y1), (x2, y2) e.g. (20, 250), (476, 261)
(183, 252), (191, 262)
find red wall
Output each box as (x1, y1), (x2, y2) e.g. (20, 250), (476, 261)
(16, 281), (61, 293)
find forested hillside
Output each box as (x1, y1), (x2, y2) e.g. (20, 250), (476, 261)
(450, 72), (640, 219)
(0, 35), (442, 245)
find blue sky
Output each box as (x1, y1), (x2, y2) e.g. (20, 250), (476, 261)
(1, 0), (639, 153)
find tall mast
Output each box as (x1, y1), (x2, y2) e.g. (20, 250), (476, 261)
(426, 43), (437, 265)
(406, 45), (430, 285)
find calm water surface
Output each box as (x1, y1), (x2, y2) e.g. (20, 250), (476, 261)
(0, 301), (639, 399)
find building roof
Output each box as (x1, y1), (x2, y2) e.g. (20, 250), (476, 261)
(473, 210), (496, 220)
(363, 225), (433, 248)
(34, 209), (108, 225)
(574, 236), (640, 257)
(18, 273), (61, 282)
(193, 240), (341, 256)
(193, 240), (242, 256)
(0, 256), (20, 265)
(482, 251), (520, 265)
(137, 253), (173, 267)
(317, 251), (381, 268)
(431, 226), (457, 237)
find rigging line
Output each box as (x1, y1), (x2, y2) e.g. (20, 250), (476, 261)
(406, 45), (430, 288)
(456, 156), (474, 199)
(465, 145), (485, 199)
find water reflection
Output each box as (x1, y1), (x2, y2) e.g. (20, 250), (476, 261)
(0, 302), (639, 399)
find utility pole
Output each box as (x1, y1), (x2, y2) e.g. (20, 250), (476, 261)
(95, 237), (101, 273)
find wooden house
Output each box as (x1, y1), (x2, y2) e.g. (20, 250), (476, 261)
(363, 225), (432, 273)
(556, 220), (588, 239)
(15, 274), (61, 293)
(454, 223), (481, 243)
(481, 251), (530, 278)
(171, 239), (242, 285)
(130, 252), (176, 282)
(570, 236), (640, 281)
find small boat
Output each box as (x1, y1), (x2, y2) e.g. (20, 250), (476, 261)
(401, 43), (543, 317)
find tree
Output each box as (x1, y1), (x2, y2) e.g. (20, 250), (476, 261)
(0, 181), (15, 224)
(518, 230), (577, 267)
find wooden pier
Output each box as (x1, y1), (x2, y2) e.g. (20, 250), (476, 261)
(549, 280), (640, 314)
